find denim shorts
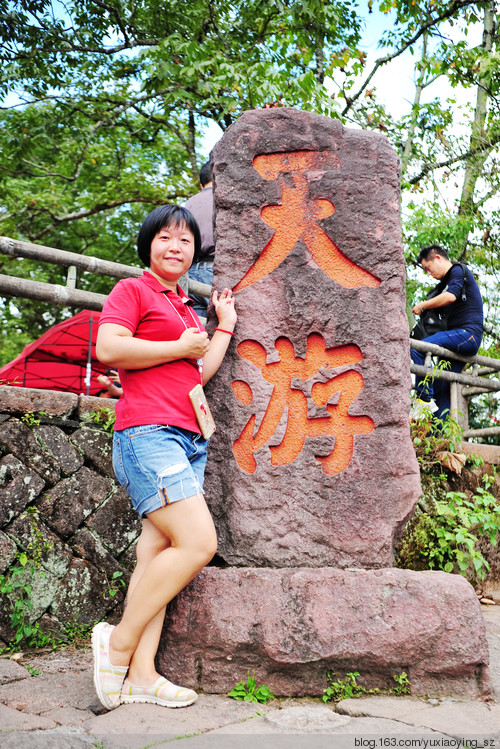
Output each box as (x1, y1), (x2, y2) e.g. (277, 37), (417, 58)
(112, 424), (209, 517)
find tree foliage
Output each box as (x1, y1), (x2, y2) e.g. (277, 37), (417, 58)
(0, 0), (499, 393)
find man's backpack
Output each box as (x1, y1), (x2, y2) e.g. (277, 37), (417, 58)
(410, 262), (468, 341)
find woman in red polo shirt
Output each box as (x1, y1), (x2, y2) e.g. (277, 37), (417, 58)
(93, 204), (236, 711)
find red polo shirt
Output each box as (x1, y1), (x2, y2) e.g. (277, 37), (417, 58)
(99, 271), (204, 432)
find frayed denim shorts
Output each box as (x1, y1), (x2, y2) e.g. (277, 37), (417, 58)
(112, 424), (209, 518)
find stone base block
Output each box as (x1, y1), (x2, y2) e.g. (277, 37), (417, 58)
(157, 567), (491, 699)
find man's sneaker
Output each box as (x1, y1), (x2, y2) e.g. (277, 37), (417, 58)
(410, 398), (436, 420)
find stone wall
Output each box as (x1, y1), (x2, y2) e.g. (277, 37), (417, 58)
(0, 385), (140, 646)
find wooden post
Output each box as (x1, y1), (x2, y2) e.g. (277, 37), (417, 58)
(66, 265), (77, 289)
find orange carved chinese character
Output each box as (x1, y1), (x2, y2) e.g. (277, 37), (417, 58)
(232, 334), (375, 476)
(233, 151), (381, 292)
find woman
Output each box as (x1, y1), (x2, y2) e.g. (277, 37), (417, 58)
(93, 204), (236, 710)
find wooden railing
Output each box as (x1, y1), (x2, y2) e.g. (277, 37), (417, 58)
(410, 338), (500, 439)
(1, 236), (498, 439)
(0, 236), (211, 313)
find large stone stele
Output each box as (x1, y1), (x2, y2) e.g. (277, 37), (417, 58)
(205, 107), (420, 568)
(157, 568), (491, 699)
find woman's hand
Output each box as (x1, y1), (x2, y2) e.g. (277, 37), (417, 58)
(179, 328), (210, 358)
(201, 289), (237, 384)
(212, 288), (237, 330)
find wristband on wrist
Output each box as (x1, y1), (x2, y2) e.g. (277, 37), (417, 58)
(215, 327), (234, 336)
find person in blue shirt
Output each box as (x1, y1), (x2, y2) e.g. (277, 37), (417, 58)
(410, 244), (484, 422)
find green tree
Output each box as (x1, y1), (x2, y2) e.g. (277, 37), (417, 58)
(0, 0), (499, 396)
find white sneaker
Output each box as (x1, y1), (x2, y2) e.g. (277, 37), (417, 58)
(120, 676), (198, 708)
(410, 398), (436, 420)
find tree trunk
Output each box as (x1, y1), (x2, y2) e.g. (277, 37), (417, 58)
(457, 1), (496, 256)
(401, 33), (428, 171)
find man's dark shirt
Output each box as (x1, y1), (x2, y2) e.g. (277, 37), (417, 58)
(185, 187), (214, 260)
(432, 263), (483, 339)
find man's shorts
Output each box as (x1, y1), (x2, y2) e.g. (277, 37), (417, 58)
(112, 424), (209, 517)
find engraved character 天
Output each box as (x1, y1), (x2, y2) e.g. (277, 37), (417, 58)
(233, 151), (381, 292)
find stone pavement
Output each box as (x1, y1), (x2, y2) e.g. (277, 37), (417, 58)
(0, 606), (498, 749)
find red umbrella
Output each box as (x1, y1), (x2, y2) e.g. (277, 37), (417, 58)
(0, 310), (108, 396)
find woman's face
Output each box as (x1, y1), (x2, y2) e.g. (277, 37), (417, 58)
(149, 222), (195, 288)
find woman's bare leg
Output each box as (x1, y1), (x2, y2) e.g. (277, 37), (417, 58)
(125, 519), (169, 685)
(108, 493), (217, 668)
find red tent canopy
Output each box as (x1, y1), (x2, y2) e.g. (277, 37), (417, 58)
(0, 310), (109, 396)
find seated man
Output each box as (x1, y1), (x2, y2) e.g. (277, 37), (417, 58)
(410, 244), (483, 422)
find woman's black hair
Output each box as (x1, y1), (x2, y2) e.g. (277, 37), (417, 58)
(136, 205), (202, 267)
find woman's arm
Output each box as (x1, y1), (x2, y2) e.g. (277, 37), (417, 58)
(202, 289), (238, 385)
(97, 323), (210, 370)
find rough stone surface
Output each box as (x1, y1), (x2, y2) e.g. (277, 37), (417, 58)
(8, 511), (73, 578)
(85, 695), (268, 741)
(86, 486), (141, 556)
(70, 528), (132, 584)
(0, 656), (30, 685)
(0, 513), (74, 637)
(0, 385), (78, 417)
(0, 420), (61, 485)
(50, 558), (115, 624)
(70, 426), (113, 475)
(0, 454), (45, 526)
(0, 392), (141, 642)
(37, 466), (112, 539)
(0, 606), (499, 745)
(206, 108), (420, 568)
(263, 706), (350, 732)
(0, 529), (16, 572)
(157, 566), (490, 698)
(11, 565), (63, 623)
(78, 393), (117, 417)
(0, 703), (57, 732)
(484, 606), (500, 697)
(336, 695), (500, 739)
(34, 424), (85, 476)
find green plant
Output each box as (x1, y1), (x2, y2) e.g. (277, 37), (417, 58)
(410, 398), (464, 471)
(0, 556), (54, 649)
(465, 453), (484, 469)
(396, 474), (500, 581)
(322, 671), (410, 703)
(391, 671), (410, 696)
(23, 664), (41, 677)
(60, 620), (94, 646)
(227, 672), (275, 704)
(21, 411), (46, 427)
(83, 407), (116, 433)
(108, 570), (126, 598)
(322, 671), (369, 702)
(0, 509), (55, 649)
